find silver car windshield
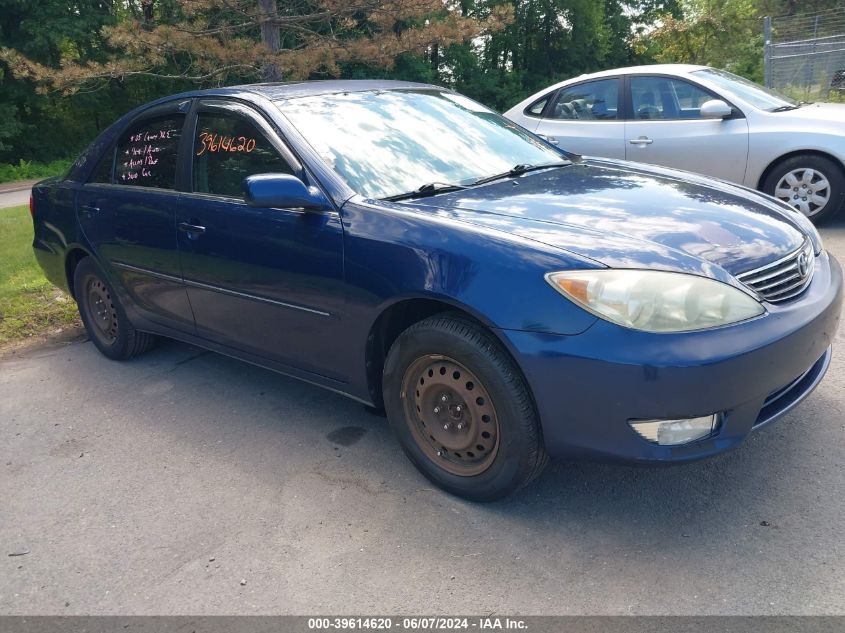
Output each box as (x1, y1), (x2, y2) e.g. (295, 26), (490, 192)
(692, 68), (799, 111)
(275, 89), (564, 199)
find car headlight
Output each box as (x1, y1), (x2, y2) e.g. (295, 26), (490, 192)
(545, 269), (765, 333)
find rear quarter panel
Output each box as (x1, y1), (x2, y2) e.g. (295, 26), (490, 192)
(31, 178), (88, 295)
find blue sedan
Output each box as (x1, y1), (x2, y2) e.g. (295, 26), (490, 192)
(30, 80), (842, 500)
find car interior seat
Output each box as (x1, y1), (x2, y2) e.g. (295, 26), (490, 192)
(590, 99), (609, 119)
(554, 100), (575, 119)
(570, 98), (595, 120)
(636, 91), (661, 119)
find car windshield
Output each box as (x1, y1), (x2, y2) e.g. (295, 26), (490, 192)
(692, 68), (800, 111)
(275, 89), (565, 199)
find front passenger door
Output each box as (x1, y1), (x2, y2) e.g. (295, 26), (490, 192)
(176, 100), (346, 380)
(624, 75), (749, 182)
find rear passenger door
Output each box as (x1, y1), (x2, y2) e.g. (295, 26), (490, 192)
(75, 100), (195, 330)
(531, 78), (626, 159)
(175, 99), (346, 379)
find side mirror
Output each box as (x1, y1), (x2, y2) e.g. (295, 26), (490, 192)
(700, 99), (733, 120)
(243, 173), (329, 211)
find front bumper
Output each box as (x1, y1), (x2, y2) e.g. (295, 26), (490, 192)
(498, 251), (843, 463)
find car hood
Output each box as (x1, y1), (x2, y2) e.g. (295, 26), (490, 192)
(406, 159), (808, 280)
(776, 102), (845, 127)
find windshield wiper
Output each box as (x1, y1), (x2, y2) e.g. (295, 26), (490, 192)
(469, 161), (572, 187)
(770, 101), (810, 112)
(382, 182), (468, 202)
(382, 160), (573, 201)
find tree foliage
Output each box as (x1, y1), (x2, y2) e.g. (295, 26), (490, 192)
(637, 0), (845, 82)
(1, 0), (512, 92)
(0, 0), (839, 165)
(638, 0), (764, 80)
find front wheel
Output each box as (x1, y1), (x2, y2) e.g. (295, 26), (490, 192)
(763, 154), (845, 224)
(382, 313), (548, 501)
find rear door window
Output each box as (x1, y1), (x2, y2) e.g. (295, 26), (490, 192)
(88, 147), (115, 184)
(115, 115), (185, 189)
(524, 94), (552, 117)
(547, 79), (619, 120)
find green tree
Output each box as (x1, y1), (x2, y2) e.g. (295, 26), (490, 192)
(0, 0), (128, 161)
(433, 0), (681, 110)
(1, 0), (698, 164)
(638, 0), (845, 84)
(636, 0), (764, 79)
(2, 0), (510, 92)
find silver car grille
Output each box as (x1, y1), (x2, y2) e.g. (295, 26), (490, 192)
(736, 240), (815, 303)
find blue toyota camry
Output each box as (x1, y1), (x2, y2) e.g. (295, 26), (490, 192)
(31, 80), (842, 500)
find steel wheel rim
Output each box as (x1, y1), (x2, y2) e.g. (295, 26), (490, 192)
(400, 355), (500, 477)
(774, 168), (831, 218)
(86, 278), (118, 343)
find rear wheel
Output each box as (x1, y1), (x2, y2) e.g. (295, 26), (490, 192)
(763, 154), (845, 224)
(383, 313), (547, 501)
(73, 257), (156, 360)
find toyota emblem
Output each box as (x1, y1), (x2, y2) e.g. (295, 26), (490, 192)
(797, 251), (810, 278)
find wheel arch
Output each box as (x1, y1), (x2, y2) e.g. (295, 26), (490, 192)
(363, 296), (537, 415)
(64, 246), (94, 299)
(757, 149), (845, 190)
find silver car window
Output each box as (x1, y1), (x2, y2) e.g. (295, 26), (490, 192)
(631, 76), (719, 120)
(692, 68), (798, 111)
(547, 79), (619, 121)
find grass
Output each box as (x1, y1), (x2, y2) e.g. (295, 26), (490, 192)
(0, 204), (79, 345)
(0, 158), (73, 184)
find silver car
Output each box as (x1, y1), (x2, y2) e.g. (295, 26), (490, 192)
(504, 64), (845, 223)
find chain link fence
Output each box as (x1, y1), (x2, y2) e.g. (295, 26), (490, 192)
(764, 7), (845, 101)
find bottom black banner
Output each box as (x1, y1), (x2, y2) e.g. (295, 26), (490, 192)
(1, 617), (843, 633)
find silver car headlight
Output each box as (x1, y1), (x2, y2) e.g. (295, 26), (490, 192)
(545, 270), (765, 333)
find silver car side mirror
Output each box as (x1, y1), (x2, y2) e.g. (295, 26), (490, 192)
(700, 99), (733, 119)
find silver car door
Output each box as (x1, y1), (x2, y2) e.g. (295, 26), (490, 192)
(624, 75), (749, 183)
(533, 78), (626, 159)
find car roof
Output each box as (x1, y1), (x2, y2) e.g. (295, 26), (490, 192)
(194, 79), (443, 101)
(567, 64), (708, 81)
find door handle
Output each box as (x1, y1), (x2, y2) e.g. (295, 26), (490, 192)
(81, 204), (100, 214)
(628, 136), (654, 145)
(178, 221), (206, 238)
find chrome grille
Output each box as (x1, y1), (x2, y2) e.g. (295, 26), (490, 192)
(736, 240), (815, 302)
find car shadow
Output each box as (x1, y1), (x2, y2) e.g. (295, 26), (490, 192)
(128, 335), (838, 546)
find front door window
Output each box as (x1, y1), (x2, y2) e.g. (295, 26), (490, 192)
(192, 112), (294, 197)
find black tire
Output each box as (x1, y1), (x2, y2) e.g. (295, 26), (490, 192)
(762, 154), (845, 224)
(73, 257), (156, 360)
(382, 313), (548, 501)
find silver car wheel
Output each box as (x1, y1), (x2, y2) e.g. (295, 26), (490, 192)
(774, 168), (831, 218)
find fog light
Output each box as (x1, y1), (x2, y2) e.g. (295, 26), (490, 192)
(629, 414), (720, 446)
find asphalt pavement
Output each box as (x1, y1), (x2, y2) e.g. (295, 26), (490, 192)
(1, 218), (844, 615)
(0, 181), (38, 209)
